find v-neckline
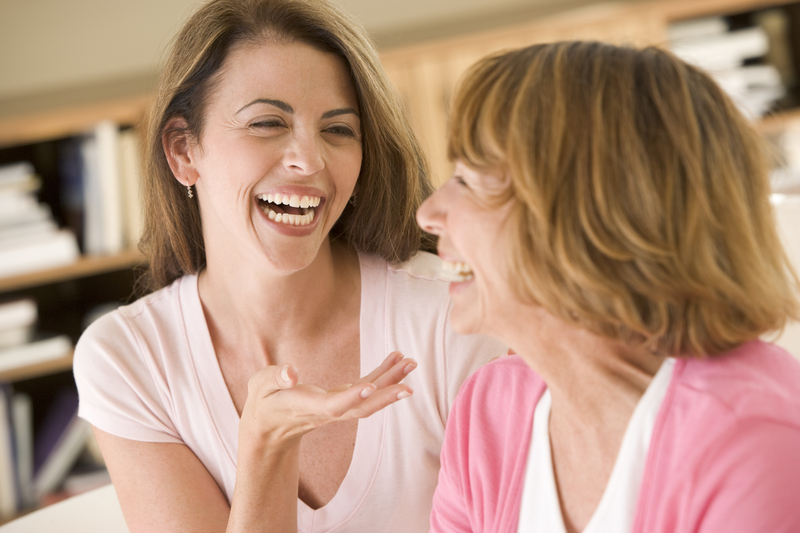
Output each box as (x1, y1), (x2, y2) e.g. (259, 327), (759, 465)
(187, 252), (390, 531)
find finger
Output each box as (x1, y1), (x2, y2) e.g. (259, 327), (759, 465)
(356, 351), (404, 385)
(321, 382), (380, 418)
(371, 358), (417, 390)
(248, 364), (298, 399)
(341, 384), (414, 420)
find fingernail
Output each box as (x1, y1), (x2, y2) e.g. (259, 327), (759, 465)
(281, 365), (290, 382)
(397, 391), (411, 400)
(403, 362), (417, 375)
(361, 386), (376, 398)
(394, 353), (404, 364)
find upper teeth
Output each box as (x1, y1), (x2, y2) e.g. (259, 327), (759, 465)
(441, 260), (474, 281)
(257, 194), (321, 208)
(256, 193), (320, 227)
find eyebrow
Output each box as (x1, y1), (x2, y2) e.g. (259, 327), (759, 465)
(236, 99), (359, 119)
(322, 108), (359, 119)
(237, 98), (293, 114)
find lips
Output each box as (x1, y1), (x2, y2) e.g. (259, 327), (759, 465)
(257, 193), (320, 226)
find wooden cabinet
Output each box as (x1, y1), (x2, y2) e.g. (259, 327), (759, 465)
(380, 0), (800, 185)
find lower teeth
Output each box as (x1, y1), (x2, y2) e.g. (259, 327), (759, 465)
(267, 208), (314, 226)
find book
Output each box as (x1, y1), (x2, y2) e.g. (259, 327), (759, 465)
(0, 162), (35, 188)
(119, 128), (143, 249)
(82, 121), (125, 255)
(668, 16), (727, 42)
(0, 385), (18, 520)
(33, 388), (91, 501)
(0, 228), (80, 279)
(12, 392), (34, 509)
(0, 299), (36, 331)
(670, 26), (770, 71)
(58, 137), (86, 252)
(0, 334), (72, 375)
(0, 298), (37, 350)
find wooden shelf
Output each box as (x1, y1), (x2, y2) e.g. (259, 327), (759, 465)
(0, 249), (145, 294)
(0, 350), (73, 383)
(0, 94), (151, 148)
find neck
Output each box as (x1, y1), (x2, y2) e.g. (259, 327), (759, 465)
(198, 239), (361, 365)
(503, 308), (664, 431)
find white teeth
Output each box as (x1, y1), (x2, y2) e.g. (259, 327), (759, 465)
(262, 206), (315, 226)
(300, 196), (310, 208)
(441, 260), (474, 282)
(289, 195), (300, 207)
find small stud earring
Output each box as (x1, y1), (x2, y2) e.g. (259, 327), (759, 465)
(187, 184), (194, 199)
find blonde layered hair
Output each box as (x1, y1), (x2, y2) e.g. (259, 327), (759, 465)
(138, 0), (433, 293)
(449, 41), (800, 356)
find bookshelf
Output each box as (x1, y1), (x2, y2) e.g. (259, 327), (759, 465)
(380, 0), (800, 185)
(0, 93), (149, 520)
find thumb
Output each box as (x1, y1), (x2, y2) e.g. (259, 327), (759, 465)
(249, 364), (299, 398)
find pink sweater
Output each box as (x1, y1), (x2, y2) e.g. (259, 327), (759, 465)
(431, 341), (800, 532)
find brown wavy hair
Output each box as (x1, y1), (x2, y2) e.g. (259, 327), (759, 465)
(137, 0), (433, 294)
(448, 41), (800, 356)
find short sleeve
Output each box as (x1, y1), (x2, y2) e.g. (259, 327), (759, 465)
(73, 310), (182, 444)
(442, 308), (508, 420)
(430, 371), (479, 533)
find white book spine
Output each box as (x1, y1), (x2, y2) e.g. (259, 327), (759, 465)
(95, 121), (124, 254)
(671, 27), (769, 71)
(119, 129), (143, 249)
(0, 390), (17, 519)
(0, 335), (72, 374)
(0, 229), (79, 279)
(12, 393), (34, 508)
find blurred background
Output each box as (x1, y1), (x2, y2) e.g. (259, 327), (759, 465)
(0, 0), (799, 524)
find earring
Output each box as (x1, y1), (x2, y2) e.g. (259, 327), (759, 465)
(187, 184), (194, 199)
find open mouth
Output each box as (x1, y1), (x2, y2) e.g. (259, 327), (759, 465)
(441, 260), (474, 282)
(257, 193), (320, 226)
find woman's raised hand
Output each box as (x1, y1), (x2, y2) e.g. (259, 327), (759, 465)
(239, 352), (416, 448)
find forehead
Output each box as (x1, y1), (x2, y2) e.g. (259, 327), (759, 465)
(211, 40), (358, 111)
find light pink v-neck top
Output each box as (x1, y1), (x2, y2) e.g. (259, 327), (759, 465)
(74, 251), (506, 533)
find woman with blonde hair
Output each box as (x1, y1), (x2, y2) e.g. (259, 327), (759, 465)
(72, 0), (504, 531)
(419, 41), (800, 532)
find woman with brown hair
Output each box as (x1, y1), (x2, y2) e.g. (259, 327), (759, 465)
(418, 41), (800, 532)
(72, 0), (505, 531)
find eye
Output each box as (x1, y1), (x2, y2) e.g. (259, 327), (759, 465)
(453, 175), (469, 188)
(323, 124), (357, 138)
(249, 118), (286, 130)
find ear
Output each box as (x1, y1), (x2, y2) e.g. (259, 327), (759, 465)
(162, 116), (200, 186)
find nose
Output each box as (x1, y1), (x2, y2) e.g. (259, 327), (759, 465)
(416, 187), (445, 236)
(283, 131), (325, 175)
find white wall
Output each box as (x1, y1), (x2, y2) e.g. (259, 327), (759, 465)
(0, 0), (595, 102)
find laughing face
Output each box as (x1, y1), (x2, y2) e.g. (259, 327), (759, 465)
(417, 161), (518, 338)
(168, 40), (362, 274)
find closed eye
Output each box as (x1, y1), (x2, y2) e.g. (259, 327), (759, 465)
(323, 124), (358, 138)
(250, 119), (287, 129)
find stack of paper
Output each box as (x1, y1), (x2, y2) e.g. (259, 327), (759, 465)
(0, 162), (80, 278)
(669, 17), (786, 119)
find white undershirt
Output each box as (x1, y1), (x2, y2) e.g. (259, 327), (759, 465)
(517, 358), (675, 533)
